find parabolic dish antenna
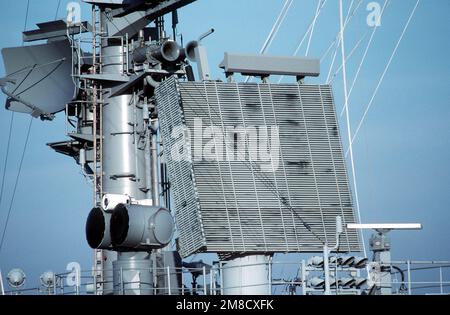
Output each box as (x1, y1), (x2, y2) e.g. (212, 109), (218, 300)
(1, 40), (75, 119)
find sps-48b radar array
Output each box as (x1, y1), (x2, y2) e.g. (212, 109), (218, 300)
(0, 0), (363, 295)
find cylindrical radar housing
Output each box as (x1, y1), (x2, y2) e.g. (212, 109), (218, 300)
(110, 204), (174, 251)
(86, 207), (112, 250)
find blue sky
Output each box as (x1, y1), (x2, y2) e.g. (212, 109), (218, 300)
(0, 0), (449, 290)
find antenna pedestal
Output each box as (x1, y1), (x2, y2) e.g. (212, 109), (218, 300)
(370, 231), (392, 295)
(113, 252), (153, 295)
(221, 255), (271, 295)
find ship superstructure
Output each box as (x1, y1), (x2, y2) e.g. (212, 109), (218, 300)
(0, 0), (448, 296)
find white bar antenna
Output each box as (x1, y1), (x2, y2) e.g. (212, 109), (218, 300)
(347, 223), (422, 231)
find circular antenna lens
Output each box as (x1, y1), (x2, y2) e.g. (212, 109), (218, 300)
(86, 207), (106, 249)
(110, 204), (130, 247)
(152, 210), (175, 246)
(162, 41), (180, 62)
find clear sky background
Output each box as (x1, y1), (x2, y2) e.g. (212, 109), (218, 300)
(0, 0), (448, 290)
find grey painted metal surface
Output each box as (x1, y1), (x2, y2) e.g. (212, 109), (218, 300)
(101, 44), (147, 199)
(86, 0), (196, 38)
(110, 204), (174, 250)
(1, 40), (75, 117)
(23, 20), (92, 42)
(155, 77), (361, 258)
(113, 252), (153, 295)
(219, 53), (320, 78)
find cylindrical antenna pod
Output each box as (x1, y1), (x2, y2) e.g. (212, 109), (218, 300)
(110, 204), (174, 251)
(85, 207), (112, 250)
(134, 40), (182, 64)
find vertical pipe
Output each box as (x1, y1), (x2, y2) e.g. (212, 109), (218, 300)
(144, 102), (153, 200)
(339, 0), (367, 262)
(181, 269), (185, 295)
(301, 261), (307, 296)
(268, 256), (273, 295)
(53, 275), (57, 296)
(440, 267), (444, 295)
(120, 267), (124, 295)
(407, 261), (412, 295)
(220, 262), (224, 296)
(209, 268), (213, 295)
(152, 254), (157, 295)
(213, 269), (217, 295)
(125, 33), (129, 74)
(133, 92), (140, 189)
(203, 266), (207, 295)
(0, 270), (4, 295)
(93, 269), (97, 295)
(323, 245), (331, 295)
(167, 266), (172, 295)
(76, 269), (80, 296)
(151, 119), (160, 205)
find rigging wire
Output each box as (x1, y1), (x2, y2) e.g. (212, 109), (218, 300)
(320, 0), (363, 63)
(325, 0), (362, 83)
(339, 0), (390, 118)
(348, 0), (421, 152)
(0, 0), (35, 255)
(259, 0), (294, 55)
(55, 0), (62, 20)
(339, 0), (368, 259)
(0, 115), (14, 224)
(277, 0), (328, 83)
(245, 0), (294, 83)
(328, 30), (368, 83)
(305, 0), (325, 57)
(0, 118), (33, 255)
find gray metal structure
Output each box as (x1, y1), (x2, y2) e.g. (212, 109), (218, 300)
(0, 0), (374, 296)
(219, 53), (320, 79)
(1, 40), (75, 119)
(155, 77), (361, 258)
(0, 1), (445, 297)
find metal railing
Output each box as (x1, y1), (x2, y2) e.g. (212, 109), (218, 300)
(2, 260), (449, 295)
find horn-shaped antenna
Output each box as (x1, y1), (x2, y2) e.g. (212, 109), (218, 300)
(184, 28), (214, 80)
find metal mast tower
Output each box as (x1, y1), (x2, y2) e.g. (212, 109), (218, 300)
(82, 0), (194, 295)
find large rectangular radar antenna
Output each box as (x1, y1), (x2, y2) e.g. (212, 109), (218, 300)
(155, 77), (362, 258)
